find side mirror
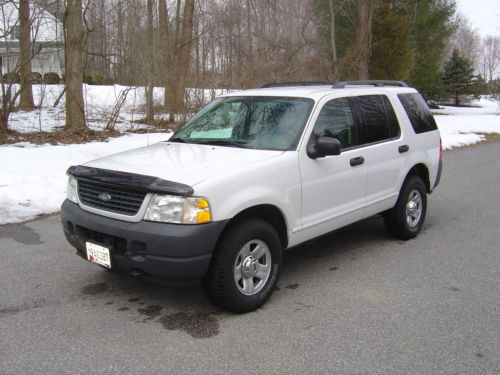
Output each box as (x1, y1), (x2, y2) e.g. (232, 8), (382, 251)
(307, 136), (341, 159)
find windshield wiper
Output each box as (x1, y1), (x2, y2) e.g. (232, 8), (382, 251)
(169, 137), (188, 143)
(196, 140), (248, 148)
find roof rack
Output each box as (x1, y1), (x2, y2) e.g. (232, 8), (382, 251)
(331, 80), (408, 88)
(257, 80), (409, 89)
(258, 81), (335, 88)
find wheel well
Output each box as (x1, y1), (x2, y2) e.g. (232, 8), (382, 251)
(407, 164), (430, 193)
(225, 205), (288, 249)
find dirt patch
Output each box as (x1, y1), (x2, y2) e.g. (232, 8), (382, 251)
(0, 128), (123, 145)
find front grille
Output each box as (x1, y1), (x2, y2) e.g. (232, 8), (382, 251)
(77, 180), (147, 216)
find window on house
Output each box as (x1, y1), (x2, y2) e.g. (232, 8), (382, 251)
(10, 25), (20, 40)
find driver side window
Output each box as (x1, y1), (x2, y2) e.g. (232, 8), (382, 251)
(313, 97), (358, 149)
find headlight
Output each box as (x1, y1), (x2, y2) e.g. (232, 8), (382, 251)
(67, 176), (79, 203)
(144, 194), (211, 224)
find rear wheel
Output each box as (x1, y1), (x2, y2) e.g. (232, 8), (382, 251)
(384, 176), (427, 240)
(204, 219), (282, 313)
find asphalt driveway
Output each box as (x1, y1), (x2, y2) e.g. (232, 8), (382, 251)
(0, 142), (498, 374)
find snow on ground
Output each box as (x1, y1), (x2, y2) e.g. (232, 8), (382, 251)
(432, 97), (500, 150)
(0, 132), (171, 225)
(0, 92), (499, 225)
(8, 84), (230, 133)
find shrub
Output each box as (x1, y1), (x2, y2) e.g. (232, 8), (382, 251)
(94, 74), (105, 85)
(43, 72), (61, 84)
(31, 72), (42, 83)
(2, 72), (20, 83)
(83, 75), (94, 85)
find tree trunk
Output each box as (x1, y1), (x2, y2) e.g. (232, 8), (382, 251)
(352, 0), (373, 80)
(159, 0), (170, 108)
(65, 0), (86, 129)
(19, 0), (34, 110)
(328, 0), (338, 79)
(167, 0), (195, 115)
(177, 0), (195, 110)
(145, 0), (154, 123)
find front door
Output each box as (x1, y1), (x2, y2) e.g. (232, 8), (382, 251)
(299, 96), (367, 242)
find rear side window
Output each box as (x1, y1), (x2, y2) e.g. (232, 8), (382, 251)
(398, 93), (438, 134)
(354, 95), (400, 144)
(313, 97), (358, 148)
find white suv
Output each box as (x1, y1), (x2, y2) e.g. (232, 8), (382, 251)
(61, 80), (442, 312)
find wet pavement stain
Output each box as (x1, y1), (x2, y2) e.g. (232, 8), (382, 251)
(0, 300), (45, 318)
(448, 286), (462, 292)
(81, 282), (109, 295)
(128, 297), (140, 302)
(286, 283), (299, 290)
(329, 267), (339, 271)
(475, 353), (485, 358)
(0, 223), (43, 245)
(117, 307), (129, 312)
(159, 312), (220, 338)
(138, 305), (162, 321)
(105, 301), (114, 305)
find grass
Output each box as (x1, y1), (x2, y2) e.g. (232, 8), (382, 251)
(480, 133), (500, 144)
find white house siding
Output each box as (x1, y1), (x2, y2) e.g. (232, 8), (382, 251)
(0, 1), (64, 76)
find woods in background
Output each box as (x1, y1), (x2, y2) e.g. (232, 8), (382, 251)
(1, 0), (499, 132)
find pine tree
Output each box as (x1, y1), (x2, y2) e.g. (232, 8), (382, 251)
(369, 5), (411, 80)
(408, 0), (456, 100)
(441, 49), (476, 106)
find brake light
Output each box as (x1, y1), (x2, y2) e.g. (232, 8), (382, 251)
(439, 138), (443, 160)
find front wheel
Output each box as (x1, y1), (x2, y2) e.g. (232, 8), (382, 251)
(204, 219), (282, 313)
(384, 176), (427, 240)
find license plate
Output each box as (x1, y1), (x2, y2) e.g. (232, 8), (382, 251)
(86, 242), (111, 268)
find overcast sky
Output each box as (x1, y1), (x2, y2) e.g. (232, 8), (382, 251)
(455, 0), (499, 38)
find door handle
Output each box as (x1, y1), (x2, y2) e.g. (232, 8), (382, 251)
(399, 145), (410, 153)
(350, 156), (364, 167)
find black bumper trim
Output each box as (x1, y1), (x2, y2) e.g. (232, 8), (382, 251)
(433, 159), (443, 190)
(61, 200), (228, 283)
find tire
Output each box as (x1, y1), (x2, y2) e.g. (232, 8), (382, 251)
(204, 218), (282, 313)
(384, 176), (427, 240)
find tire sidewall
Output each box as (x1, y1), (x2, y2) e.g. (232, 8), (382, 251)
(208, 219), (282, 313)
(398, 176), (427, 236)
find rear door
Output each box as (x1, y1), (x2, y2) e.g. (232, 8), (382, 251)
(350, 94), (407, 217)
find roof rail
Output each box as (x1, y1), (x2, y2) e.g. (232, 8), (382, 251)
(332, 80), (409, 88)
(258, 81), (335, 88)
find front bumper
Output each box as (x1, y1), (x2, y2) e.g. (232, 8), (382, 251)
(61, 200), (228, 285)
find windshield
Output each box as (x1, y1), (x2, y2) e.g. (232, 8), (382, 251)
(170, 96), (314, 151)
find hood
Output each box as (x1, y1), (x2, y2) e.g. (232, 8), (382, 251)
(84, 141), (284, 187)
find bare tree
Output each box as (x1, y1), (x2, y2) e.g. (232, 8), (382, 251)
(145, 0), (154, 123)
(479, 36), (500, 90)
(65, 0), (86, 129)
(19, 0), (34, 110)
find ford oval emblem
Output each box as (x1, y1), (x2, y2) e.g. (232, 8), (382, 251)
(99, 193), (112, 202)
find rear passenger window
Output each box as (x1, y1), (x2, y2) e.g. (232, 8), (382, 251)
(313, 97), (358, 148)
(398, 93), (438, 134)
(355, 95), (400, 144)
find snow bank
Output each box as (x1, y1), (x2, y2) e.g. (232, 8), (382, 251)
(432, 97), (500, 149)
(0, 133), (170, 224)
